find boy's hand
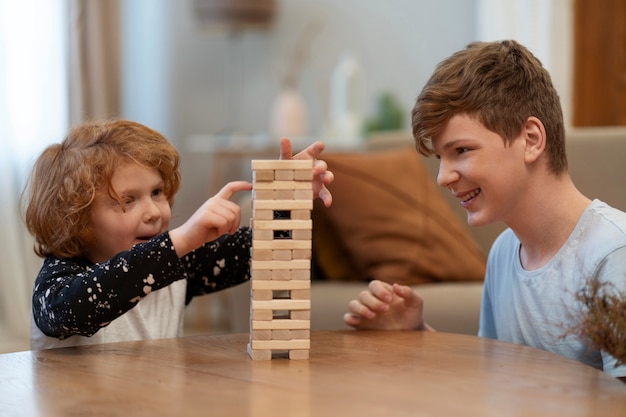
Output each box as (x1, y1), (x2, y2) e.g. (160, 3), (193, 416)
(343, 280), (430, 331)
(279, 138), (334, 207)
(170, 181), (252, 258)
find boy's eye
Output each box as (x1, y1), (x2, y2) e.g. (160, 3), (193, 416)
(152, 188), (164, 198)
(456, 147), (469, 155)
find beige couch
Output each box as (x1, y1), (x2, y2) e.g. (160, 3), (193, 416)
(185, 127), (626, 337)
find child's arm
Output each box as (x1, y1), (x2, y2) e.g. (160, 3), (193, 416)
(32, 233), (187, 339)
(183, 227), (252, 302)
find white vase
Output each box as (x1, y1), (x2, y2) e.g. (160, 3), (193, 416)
(328, 54), (365, 146)
(269, 87), (307, 140)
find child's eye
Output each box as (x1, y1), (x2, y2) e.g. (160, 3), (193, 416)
(152, 188), (164, 198)
(456, 147), (470, 155)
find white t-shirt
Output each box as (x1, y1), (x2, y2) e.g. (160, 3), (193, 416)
(30, 280), (187, 350)
(479, 199), (626, 377)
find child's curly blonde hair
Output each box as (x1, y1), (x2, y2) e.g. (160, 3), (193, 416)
(22, 120), (181, 259)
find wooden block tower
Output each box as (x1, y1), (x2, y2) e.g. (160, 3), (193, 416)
(247, 159), (313, 360)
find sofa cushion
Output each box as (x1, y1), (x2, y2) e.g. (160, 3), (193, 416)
(313, 146), (486, 285)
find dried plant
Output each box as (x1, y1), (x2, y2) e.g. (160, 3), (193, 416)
(563, 278), (626, 367)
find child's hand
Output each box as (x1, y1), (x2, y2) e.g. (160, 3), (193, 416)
(343, 280), (430, 331)
(279, 138), (334, 207)
(170, 181), (252, 258)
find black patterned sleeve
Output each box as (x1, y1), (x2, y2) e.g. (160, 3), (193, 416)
(183, 227), (252, 304)
(32, 233), (187, 339)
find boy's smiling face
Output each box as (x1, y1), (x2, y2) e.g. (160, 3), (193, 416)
(85, 162), (172, 264)
(433, 113), (529, 227)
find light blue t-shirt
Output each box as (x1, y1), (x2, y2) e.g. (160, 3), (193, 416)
(479, 199), (626, 377)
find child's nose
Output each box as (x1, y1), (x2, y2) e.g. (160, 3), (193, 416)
(144, 200), (161, 222)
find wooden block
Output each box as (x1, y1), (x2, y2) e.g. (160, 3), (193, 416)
(293, 189), (313, 200)
(253, 189), (275, 200)
(251, 339), (310, 350)
(253, 240), (311, 250)
(252, 289), (273, 300)
(253, 170), (275, 181)
(272, 250), (292, 261)
(291, 289), (311, 300)
(274, 190), (295, 199)
(252, 329), (272, 340)
(272, 329), (291, 340)
(289, 350), (310, 360)
(247, 344), (272, 360)
(292, 249), (312, 260)
(271, 269), (291, 280)
(251, 269), (272, 280)
(290, 209), (311, 220)
(292, 230), (312, 240)
(252, 220), (312, 231)
(253, 181), (312, 190)
(251, 249), (273, 261)
(251, 260), (311, 270)
(253, 200), (313, 210)
(250, 158), (312, 361)
(293, 169), (313, 180)
(252, 160), (312, 170)
(251, 280), (310, 290)
(290, 310), (310, 320)
(252, 309), (273, 320)
(290, 270), (310, 280)
(274, 170), (294, 181)
(251, 319), (310, 330)
(252, 299), (310, 311)
(290, 330), (310, 339)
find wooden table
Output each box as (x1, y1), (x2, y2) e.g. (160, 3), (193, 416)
(1, 331), (625, 416)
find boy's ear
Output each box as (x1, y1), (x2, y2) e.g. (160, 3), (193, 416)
(523, 117), (546, 164)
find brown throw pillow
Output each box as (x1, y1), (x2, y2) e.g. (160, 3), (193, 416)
(312, 146), (486, 285)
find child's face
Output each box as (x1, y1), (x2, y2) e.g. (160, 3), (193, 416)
(433, 113), (528, 227)
(85, 162), (172, 263)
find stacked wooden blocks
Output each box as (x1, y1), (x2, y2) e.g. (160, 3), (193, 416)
(247, 159), (313, 360)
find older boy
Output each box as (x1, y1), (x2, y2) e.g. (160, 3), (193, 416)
(343, 40), (626, 380)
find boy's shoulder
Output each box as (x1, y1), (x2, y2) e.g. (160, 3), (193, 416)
(577, 200), (626, 257)
(587, 199), (626, 234)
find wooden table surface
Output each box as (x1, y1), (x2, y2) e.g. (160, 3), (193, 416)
(1, 331), (625, 416)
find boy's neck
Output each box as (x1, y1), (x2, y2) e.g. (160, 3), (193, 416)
(513, 176), (591, 270)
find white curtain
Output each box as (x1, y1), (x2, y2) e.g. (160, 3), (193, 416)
(68, 0), (121, 124)
(476, 0), (574, 126)
(0, 0), (119, 352)
(0, 0), (68, 352)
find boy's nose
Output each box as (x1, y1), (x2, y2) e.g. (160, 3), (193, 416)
(436, 159), (459, 189)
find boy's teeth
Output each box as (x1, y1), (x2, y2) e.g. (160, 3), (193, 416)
(461, 189), (479, 202)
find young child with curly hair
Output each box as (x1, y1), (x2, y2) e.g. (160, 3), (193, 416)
(23, 119), (333, 349)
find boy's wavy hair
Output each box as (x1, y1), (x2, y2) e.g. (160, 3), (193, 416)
(412, 39), (567, 175)
(22, 120), (181, 259)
